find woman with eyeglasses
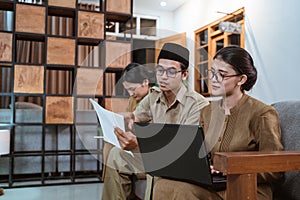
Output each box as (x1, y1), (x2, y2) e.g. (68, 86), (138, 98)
(153, 46), (283, 200)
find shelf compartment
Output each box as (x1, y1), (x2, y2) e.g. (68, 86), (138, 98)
(14, 125), (43, 151)
(48, 6), (76, 18)
(0, 10), (14, 32)
(14, 98), (43, 123)
(78, 44), (102, 67)
(15, 39), (44, 64)
(45, 96), (74, 124)
(76, 68), (103, 96)
(45, 155), (71, 173)
(78, 11), (104, 40)
(78, 1), (101, 12)
(14, 156), (42, 174)
(104, 97), (129, 112)
(45, 69), (73, 95)
(14, 65), (44, 94)
(0, 95), (11, 123)
(45, 125), (72, 151)
(48, 0), (76, 8)
(15, 4), (46, 34)
(47, 15), (74, 37)
(106, 0), (131, 22)
(106, 0), (131, 15)
(105, 41), (131, 69)
(0, 1), (13, 10)
(0, 32), (12, 62)
(47, 37), (75, 65)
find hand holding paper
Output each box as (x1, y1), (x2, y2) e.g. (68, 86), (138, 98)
(89, 99), (125, 149)
(89, 99), (135, 155)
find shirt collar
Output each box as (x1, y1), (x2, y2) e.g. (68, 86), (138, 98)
(155, 84), (187, 106)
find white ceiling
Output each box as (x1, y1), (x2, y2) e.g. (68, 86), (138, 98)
(134, 0), (189, 12)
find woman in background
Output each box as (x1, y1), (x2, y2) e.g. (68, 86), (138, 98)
(102, 62), (155, 198)
(121, 62), (156, 112)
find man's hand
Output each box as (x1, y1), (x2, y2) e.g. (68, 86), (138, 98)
(210, 165), (227, 176)
(114, 127), (138, 151)
(118, 112), (135, 131)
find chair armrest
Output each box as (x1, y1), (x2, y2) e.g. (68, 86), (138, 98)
(213, 151), (300, 200)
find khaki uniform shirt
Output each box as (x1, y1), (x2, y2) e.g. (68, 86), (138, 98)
(200, 94), (283, 199)
(134, 84), (209, 124)
(126, 96), (141, 112)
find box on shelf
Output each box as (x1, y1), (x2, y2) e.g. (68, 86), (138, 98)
(47, 37), (75, 65)
(15, 4), (45, 34)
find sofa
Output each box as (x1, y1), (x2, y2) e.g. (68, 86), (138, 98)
(214, 101), (300, 200)
(272, 101), (300, 200)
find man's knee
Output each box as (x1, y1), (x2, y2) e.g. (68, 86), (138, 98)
(106, 147), (132, 172)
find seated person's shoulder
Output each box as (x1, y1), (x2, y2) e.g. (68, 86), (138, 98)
(186, 90), (209, 104)
(245, 95), (277, 114)
(148, 85), (162, 96)
(150, 85), (161, 93)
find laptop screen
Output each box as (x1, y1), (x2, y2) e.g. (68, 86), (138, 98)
(133, 122), (214, 187)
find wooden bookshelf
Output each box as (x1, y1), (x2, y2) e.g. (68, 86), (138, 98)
(0, 0), (133, 188)
(194, 7), (244, 96)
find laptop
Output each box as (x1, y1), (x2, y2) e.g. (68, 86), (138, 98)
(133, 122), (226, 191)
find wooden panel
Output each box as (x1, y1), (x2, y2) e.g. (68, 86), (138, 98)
(106, 41), (131, 68)
(0, 32), (12, 62)
(78, 11), (104, 39)
(155, 32), (186, 62)
(14, 65), (44, 94)
(214, 151), (300, 200)
(48, 0), (76, 8)
(214, 151), (300, 174)
(47, 37), (75, 65)
(226, 174), (257, 200)
(16, 4), (45, 34)
(46, 96), (74, 124)
(106, 0), (131, 14)
(76, 68), (103, 95)
(105, 98), (129, 112)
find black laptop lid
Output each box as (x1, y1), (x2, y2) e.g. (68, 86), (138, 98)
(134, 122), (213, 187)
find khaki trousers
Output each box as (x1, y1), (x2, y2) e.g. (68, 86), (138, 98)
(152, 178), (273, 200)
(102, 147), (146, 200)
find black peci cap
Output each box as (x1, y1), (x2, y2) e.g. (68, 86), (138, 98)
(157, 43), (189, 70)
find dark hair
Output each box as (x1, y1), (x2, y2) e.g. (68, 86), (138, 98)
(157, 43), (189, 71)
(122, 63), (156, 86)
(213, 46), (257, 91)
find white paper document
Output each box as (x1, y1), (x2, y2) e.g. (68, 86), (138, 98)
(89, 99), (133, 156)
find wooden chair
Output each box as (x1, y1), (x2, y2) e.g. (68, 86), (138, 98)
(213, 101), (300, 200)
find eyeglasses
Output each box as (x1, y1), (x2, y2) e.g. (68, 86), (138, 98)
(156, 66), (182, 78)
(205, 69), (241, 82)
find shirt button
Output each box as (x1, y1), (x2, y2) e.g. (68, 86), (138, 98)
(218, 137), (222, 142)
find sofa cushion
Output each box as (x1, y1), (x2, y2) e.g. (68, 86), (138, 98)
(272, 101), (300, 200)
